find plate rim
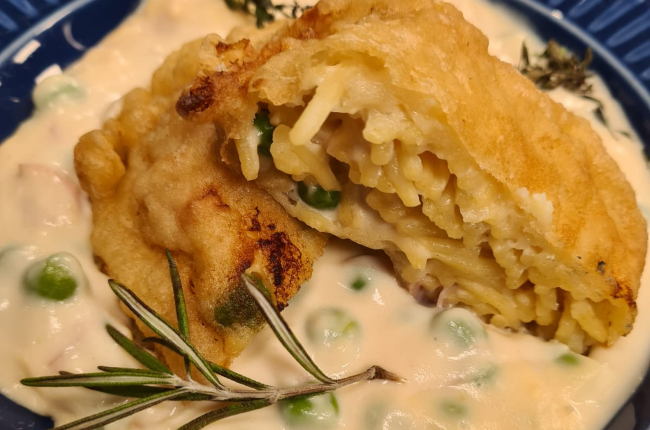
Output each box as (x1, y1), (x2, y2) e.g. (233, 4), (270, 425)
(0, 0), (99, 65)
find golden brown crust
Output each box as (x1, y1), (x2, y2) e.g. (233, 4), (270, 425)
(176, 0), (647, 351)
(74, 39), (327, 369)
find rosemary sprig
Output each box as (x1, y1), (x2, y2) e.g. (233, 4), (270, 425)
(224, 0), (308, 27)
(166, 249), (192, 379)
(21, 253), (401, 430)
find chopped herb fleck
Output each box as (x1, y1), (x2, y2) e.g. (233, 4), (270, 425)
(214, 281), (264, 328)
(618, 130), (632, 139)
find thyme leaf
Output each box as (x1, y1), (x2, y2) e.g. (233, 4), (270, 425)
(519, 40), (593, 94)
(518, 40), (635, 138)
(224, 0), (309, 27)
(21, 251), (400, 430)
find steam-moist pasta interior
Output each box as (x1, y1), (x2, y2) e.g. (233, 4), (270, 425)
(236, 54), (625, 353)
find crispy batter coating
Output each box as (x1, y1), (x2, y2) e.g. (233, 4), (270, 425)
(74, 38), (327, 369)
(175, 0), (647, 352)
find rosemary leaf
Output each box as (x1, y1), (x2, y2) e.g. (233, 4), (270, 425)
(88, 386), (213, 401)
(83, 385), (214, 401)
(53, 388), (189, 430)
(96, 366), (168, 376)
(165, 250), (190, 338)
(165, 249), (192, 378)
(109, 280), (226, 390)
(242, 274), (335, 384)
(208, 362), (271, 390)
(21, 371), (177, 388)
(144, 334), (270, 390)
(87, 385), (175, 399)
(176, 399), (273, 430)
(106, 324), (173, 375)
(141, 336), (183, 354)
(56, 371), (173, 399)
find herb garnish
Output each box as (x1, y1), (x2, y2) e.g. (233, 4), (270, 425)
(21, 252), (401, 430)
(519, 40), (593, 94)
(519, 40), (632, 136)
(224, 0), (308, 27)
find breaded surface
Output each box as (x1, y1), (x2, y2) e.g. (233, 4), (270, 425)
(74, 39), (327, 369)
(175, 0), (647, 352)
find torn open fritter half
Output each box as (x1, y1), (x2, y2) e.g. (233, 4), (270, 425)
(74, 36), (327, 371)
(176, 0), (648, 353)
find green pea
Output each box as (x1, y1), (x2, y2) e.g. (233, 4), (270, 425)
(365, 404), (384, 429)
(0, 245), (18, 263)
(306, 308), (360, 347)
(24, 253), (80, 301)
(555, 352), (581, 366)
(470, 366), (497, 387)
(447, 320), (476, 346)
(439, 400), (468, 418)
(430, 308), (486, 348)
(350, 274), (369, 291)
(33, 75), (84, 110)
(298, 182), (340, 210)
(254, 109), (275, 157)
(280, 393), (339, 429)
(365, 404), (415, 430)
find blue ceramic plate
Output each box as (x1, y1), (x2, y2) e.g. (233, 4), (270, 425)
(0, 0), (648, 429)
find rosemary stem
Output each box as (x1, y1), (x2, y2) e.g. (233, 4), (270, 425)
(180, 365), (402, 403)
(275, 365), (403, 400)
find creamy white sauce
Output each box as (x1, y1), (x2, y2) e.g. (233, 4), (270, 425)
(0, 0), (649, 429)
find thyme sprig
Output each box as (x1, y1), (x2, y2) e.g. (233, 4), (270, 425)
(21, 253), (401, 430)
(224, 0), (308, 27)
(519, 39), (593, 94)
(518, 40), (631, 136)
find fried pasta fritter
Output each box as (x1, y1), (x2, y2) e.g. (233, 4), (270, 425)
(175, 0), (647, 353)
(74, 38), (327, 370)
